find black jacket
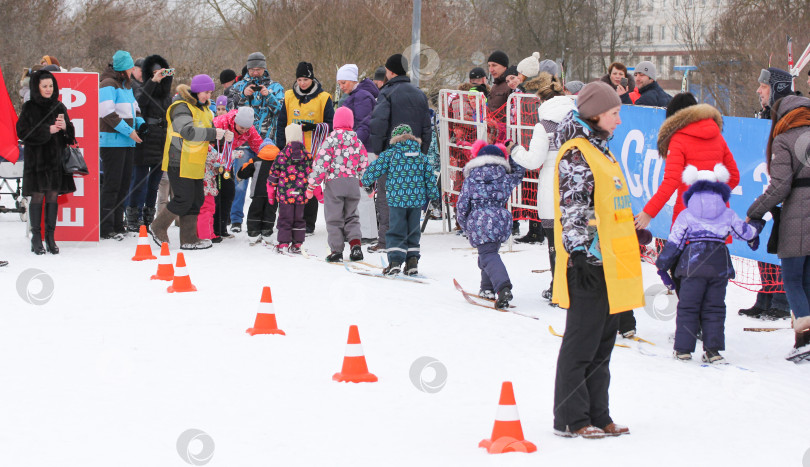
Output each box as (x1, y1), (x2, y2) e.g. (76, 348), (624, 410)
(134, 55), (173, 166)
(634, 81), (672, 107)
(368, 75), (432, 154)
(274, 79), (334, 149)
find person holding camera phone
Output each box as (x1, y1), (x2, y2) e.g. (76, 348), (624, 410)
(16, 70), (77, 255)
(224, 52), (285, 233)
(127, 54), (173, 233)
(599, 61), (635, 105)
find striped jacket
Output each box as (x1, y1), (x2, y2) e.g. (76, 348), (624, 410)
(99, 66), (144, 148)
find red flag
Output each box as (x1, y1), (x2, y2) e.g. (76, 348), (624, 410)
(0, 65), (20, 163)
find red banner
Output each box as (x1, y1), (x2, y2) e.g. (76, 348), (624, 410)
(54, 72), (99, 242)
(0, 65), (20, 163)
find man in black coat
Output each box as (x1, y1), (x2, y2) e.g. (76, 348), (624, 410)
(632, 61), (672, 107)
(367, 53), (432, 252)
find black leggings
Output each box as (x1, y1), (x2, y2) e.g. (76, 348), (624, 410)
(30, 191), (58, 204)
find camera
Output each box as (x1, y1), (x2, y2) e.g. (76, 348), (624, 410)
(250, 84), (261, 92)
(161, 68), (175, 77)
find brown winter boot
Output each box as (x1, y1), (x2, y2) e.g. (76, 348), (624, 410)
(602, 423), (630, 437)
(179, 215), (212, 250)
(149, 207), (178, 247)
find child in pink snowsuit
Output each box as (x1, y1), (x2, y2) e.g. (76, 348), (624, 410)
(197, 145), (219, 241)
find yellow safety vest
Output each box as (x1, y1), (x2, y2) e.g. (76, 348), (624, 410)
(162, 100), (213, 179)
(284, 89), (331, 152)
(552, 138), (644, 314)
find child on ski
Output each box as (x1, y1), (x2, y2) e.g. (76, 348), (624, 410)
(237, 138), (280, 243)
(456, 140), (525, 309)
(307, 107), (368, 262)
(197, 144), (220, 242)
(269, 124), (312, 254)
(361, 124), (440, 275)
(656, 164), (763, 364)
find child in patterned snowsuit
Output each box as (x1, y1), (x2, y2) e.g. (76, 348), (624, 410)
(361, 124), (440, 276)
(268, 124), (312, 254)
(456, 140), (525, 308)
(197, 145), (220, 241)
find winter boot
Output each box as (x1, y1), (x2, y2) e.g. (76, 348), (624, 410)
(495, 287), (513, 310)
(511, 220), (520, 237)
(179, 215), (212, 250)
(125, 206), (141, 232)
(701, 350), (727, 365)
(621, 329), (636, 339)
(142, 207), (156, 228)
(795, 330), (810, 349)
(515, 221), (545, 244)
(554, 425), (606, 439)
(326, 251), (343, 263)
(367, 242), (386, 253)
(404, 257), (419, 276)
(738, 305), (766, 319)
(288, 243), (302, 254)
(44, 202), (60, 254)
(762, 308), (791, 320)
(673, 351), (692, 361)
(383, 261), (402, 276)
(350, 244), (364, 261)
(479, 289), (496, 300)
(275, 243), (289, 254)
(149, 208), (178, 247)
(601, 423), (630, 437)
(231, 223), (242, 233)
(29, 202), (45, 255)
(542, 287), (553, 301)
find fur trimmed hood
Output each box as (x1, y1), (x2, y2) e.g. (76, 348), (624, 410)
(657, 104), (723, 157)
(389, 133), (421, 146)
(175, 84), (195, 104)
(683, 179), (731, 206)
(141, 54), (172, 97)
(463, 155), (511, 178)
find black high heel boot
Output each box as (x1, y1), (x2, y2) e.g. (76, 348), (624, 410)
(45, 202), (60, 254)
(29, 202), (45, 255)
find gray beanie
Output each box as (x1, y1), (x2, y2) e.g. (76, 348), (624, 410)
(564, 80), (585, 95)
(235, 107), (255, 128)
(576, 81), (622, 119)
(246, 52), (267, 70)
(634, 61), (657, 80)
(538, 59), (559, 77)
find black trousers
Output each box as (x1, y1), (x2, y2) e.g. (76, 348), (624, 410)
(213, 175), (235, 236)
(99, 146), (134, 235)
(246, 196), (278, 234)
(553, 266), (619, 432)
(166, 166), (204, 216)
(543, 226), (556, 289)
(304, 196), (319, 232)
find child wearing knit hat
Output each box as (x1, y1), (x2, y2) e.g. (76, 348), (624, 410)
(307, 107), (369, 262)
(268, 124), (313, 253)
(361, 124), (440, 276)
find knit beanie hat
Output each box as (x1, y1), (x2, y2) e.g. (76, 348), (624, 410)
(246, 52), (267, 70)
(296, 61), (314, 79)
(385, 54), (408, 76)
(487, 50), (509, 68)
(477, 144), (506, 158)
(189, 74), (215, 93)
(391, 123), (412, 138)
(219, 69), (236, 84)
(759, 67), (793, 106)
(576, 81), (622, 119)
(564, 80), (585, 95)
(134, 57), (145, 68)
(112, 50), (134, 72)
(41, 55), (60, 67)
(538, 59), (559, 77)
(285, 123), (303, 144)
(504, 66), (519, 79)
(333, 106), (354, 130)
(336, 64), (359, 82)
(634, 61), (657, 80)
(215, 95), (228, 107)
(517, 52), (541, 78)
(235, 107), (254, 127)
(373, 66), (386, 81)
(469, 67), (486, 79)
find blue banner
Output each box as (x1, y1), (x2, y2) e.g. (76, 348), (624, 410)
(608, 105), (778, 263)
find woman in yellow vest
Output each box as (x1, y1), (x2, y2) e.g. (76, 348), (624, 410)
(275, 62), (334, 234)
(551, 81), (644, 439)
(150, 74), (233, 250)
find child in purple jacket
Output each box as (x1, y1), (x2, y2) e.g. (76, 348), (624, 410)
(656, 164), (763, 364)
(268, 124), (312, 254)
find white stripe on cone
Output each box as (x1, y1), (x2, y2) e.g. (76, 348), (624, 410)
(138, 236), (148, 245)
(495, 404), (521, 422)
(256, 302), (275, 313)
(344, 343), (365, 357)
(158, 255), (171, 264)
(174, 266), (188, 277)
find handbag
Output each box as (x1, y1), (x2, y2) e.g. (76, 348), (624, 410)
(62, 144), (89, 176)
(766, 177), (810, 254)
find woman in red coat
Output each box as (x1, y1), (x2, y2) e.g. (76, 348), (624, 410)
(635, 93), (740, 229)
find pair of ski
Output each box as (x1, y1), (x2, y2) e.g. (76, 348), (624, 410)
(452, 279), (539, 320)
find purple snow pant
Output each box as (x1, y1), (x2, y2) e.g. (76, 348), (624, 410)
(477, 242), (511, 293)
(277, 203), (306, 244)
(674, 276), (727, 353)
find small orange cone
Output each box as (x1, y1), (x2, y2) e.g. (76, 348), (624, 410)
(167, 252), (197, 293)
(150, 242), (174, 281)
(479, 381), (537, 454)
(332, 325), (377, 383)
(246, 286), (285, 336)
(131, 225), (157, 261)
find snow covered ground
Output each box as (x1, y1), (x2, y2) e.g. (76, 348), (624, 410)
(1, 210), (808, 467)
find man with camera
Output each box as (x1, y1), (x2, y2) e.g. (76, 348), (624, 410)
(225, 52), (285, 233)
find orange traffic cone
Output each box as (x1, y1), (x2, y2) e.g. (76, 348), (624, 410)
(479, 381), (537, 454)
(150, 242), (174, 281)
(246, 286), (285, 336)
(167, 252), (197, 293)
(332, 325), (377, 383)
(132, 225), (157, 261)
